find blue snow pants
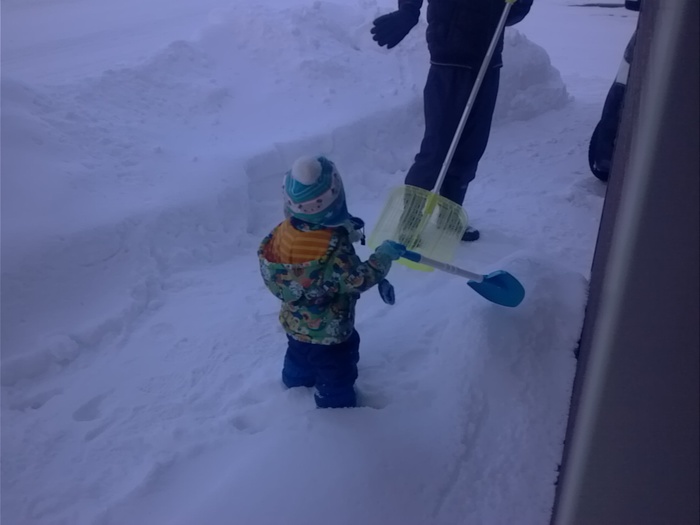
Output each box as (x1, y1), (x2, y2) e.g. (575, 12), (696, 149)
(282, 330), (360, 409)
(405, 65), (501, 206)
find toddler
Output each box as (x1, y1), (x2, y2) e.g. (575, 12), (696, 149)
(258, 155), (404, 408)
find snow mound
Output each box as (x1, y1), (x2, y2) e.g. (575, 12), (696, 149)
(1, 3), (570, 239)
(1, 0), (570, 403)
(0, 186), (249, 387)
(497, 29), (572, 122)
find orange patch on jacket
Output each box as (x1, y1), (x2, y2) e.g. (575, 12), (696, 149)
(265, 220), (333, 264)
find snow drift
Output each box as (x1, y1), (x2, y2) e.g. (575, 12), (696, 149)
(1, 4), (568, 384)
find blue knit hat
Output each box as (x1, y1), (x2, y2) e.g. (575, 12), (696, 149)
(283, 156), (351, 227)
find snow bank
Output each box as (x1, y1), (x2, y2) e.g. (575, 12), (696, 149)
(497, 30), (571, 122)
(0, 187), (249, 387)
(1, 1), (568, 387)
(1, 2), (567, 242)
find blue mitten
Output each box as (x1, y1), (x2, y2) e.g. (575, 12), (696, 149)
(375, 240), (407, 261)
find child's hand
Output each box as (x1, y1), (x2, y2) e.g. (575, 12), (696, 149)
(375, 240), (407, 261)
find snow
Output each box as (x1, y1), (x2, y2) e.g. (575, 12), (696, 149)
(1, 0), (637, 524)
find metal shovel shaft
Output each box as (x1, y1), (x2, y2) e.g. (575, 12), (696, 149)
(405, 252), (484, 282)
(401, 248), (526, 307)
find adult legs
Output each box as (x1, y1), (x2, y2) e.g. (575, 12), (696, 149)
(404, 65), (501, 206)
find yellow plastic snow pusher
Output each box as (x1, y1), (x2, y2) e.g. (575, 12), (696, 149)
(368, 0), (517, 272)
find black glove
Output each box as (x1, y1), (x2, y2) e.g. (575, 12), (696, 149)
(371, 7), (419, 49)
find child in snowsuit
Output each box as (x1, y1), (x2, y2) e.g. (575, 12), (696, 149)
(258, 156), (405, 409)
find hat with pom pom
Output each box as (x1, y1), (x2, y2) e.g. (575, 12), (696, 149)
(283, 156), (351, 227)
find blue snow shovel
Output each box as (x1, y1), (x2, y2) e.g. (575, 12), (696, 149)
(398, 247), (525, 308)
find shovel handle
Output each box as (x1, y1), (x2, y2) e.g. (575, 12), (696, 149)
(402, 250), (484, 283)
(400, 248), (526, 307)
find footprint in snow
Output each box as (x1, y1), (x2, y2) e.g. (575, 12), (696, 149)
(229, 412), (264, 435)
(148, 322), (175, 340)
(10, 388), (63, 411)
(73, 392), (111, 422)
(421, 322), (445, 344)
(84, 419), (115, 442)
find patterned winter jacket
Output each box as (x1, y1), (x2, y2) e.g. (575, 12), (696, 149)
(258, 220), (393, 345)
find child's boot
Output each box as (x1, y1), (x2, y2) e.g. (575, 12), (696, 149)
(315, 385), (357, 409)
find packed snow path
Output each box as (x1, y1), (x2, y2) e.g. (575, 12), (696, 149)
(1, 1), (637, 523)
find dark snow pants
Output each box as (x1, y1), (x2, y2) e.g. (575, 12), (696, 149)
(405, 65), (501, 206)
(282, 330), (360, 409)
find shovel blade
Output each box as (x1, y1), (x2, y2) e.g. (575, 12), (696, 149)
(467, 270), (525, 308)
(368, 185), (468, 267)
